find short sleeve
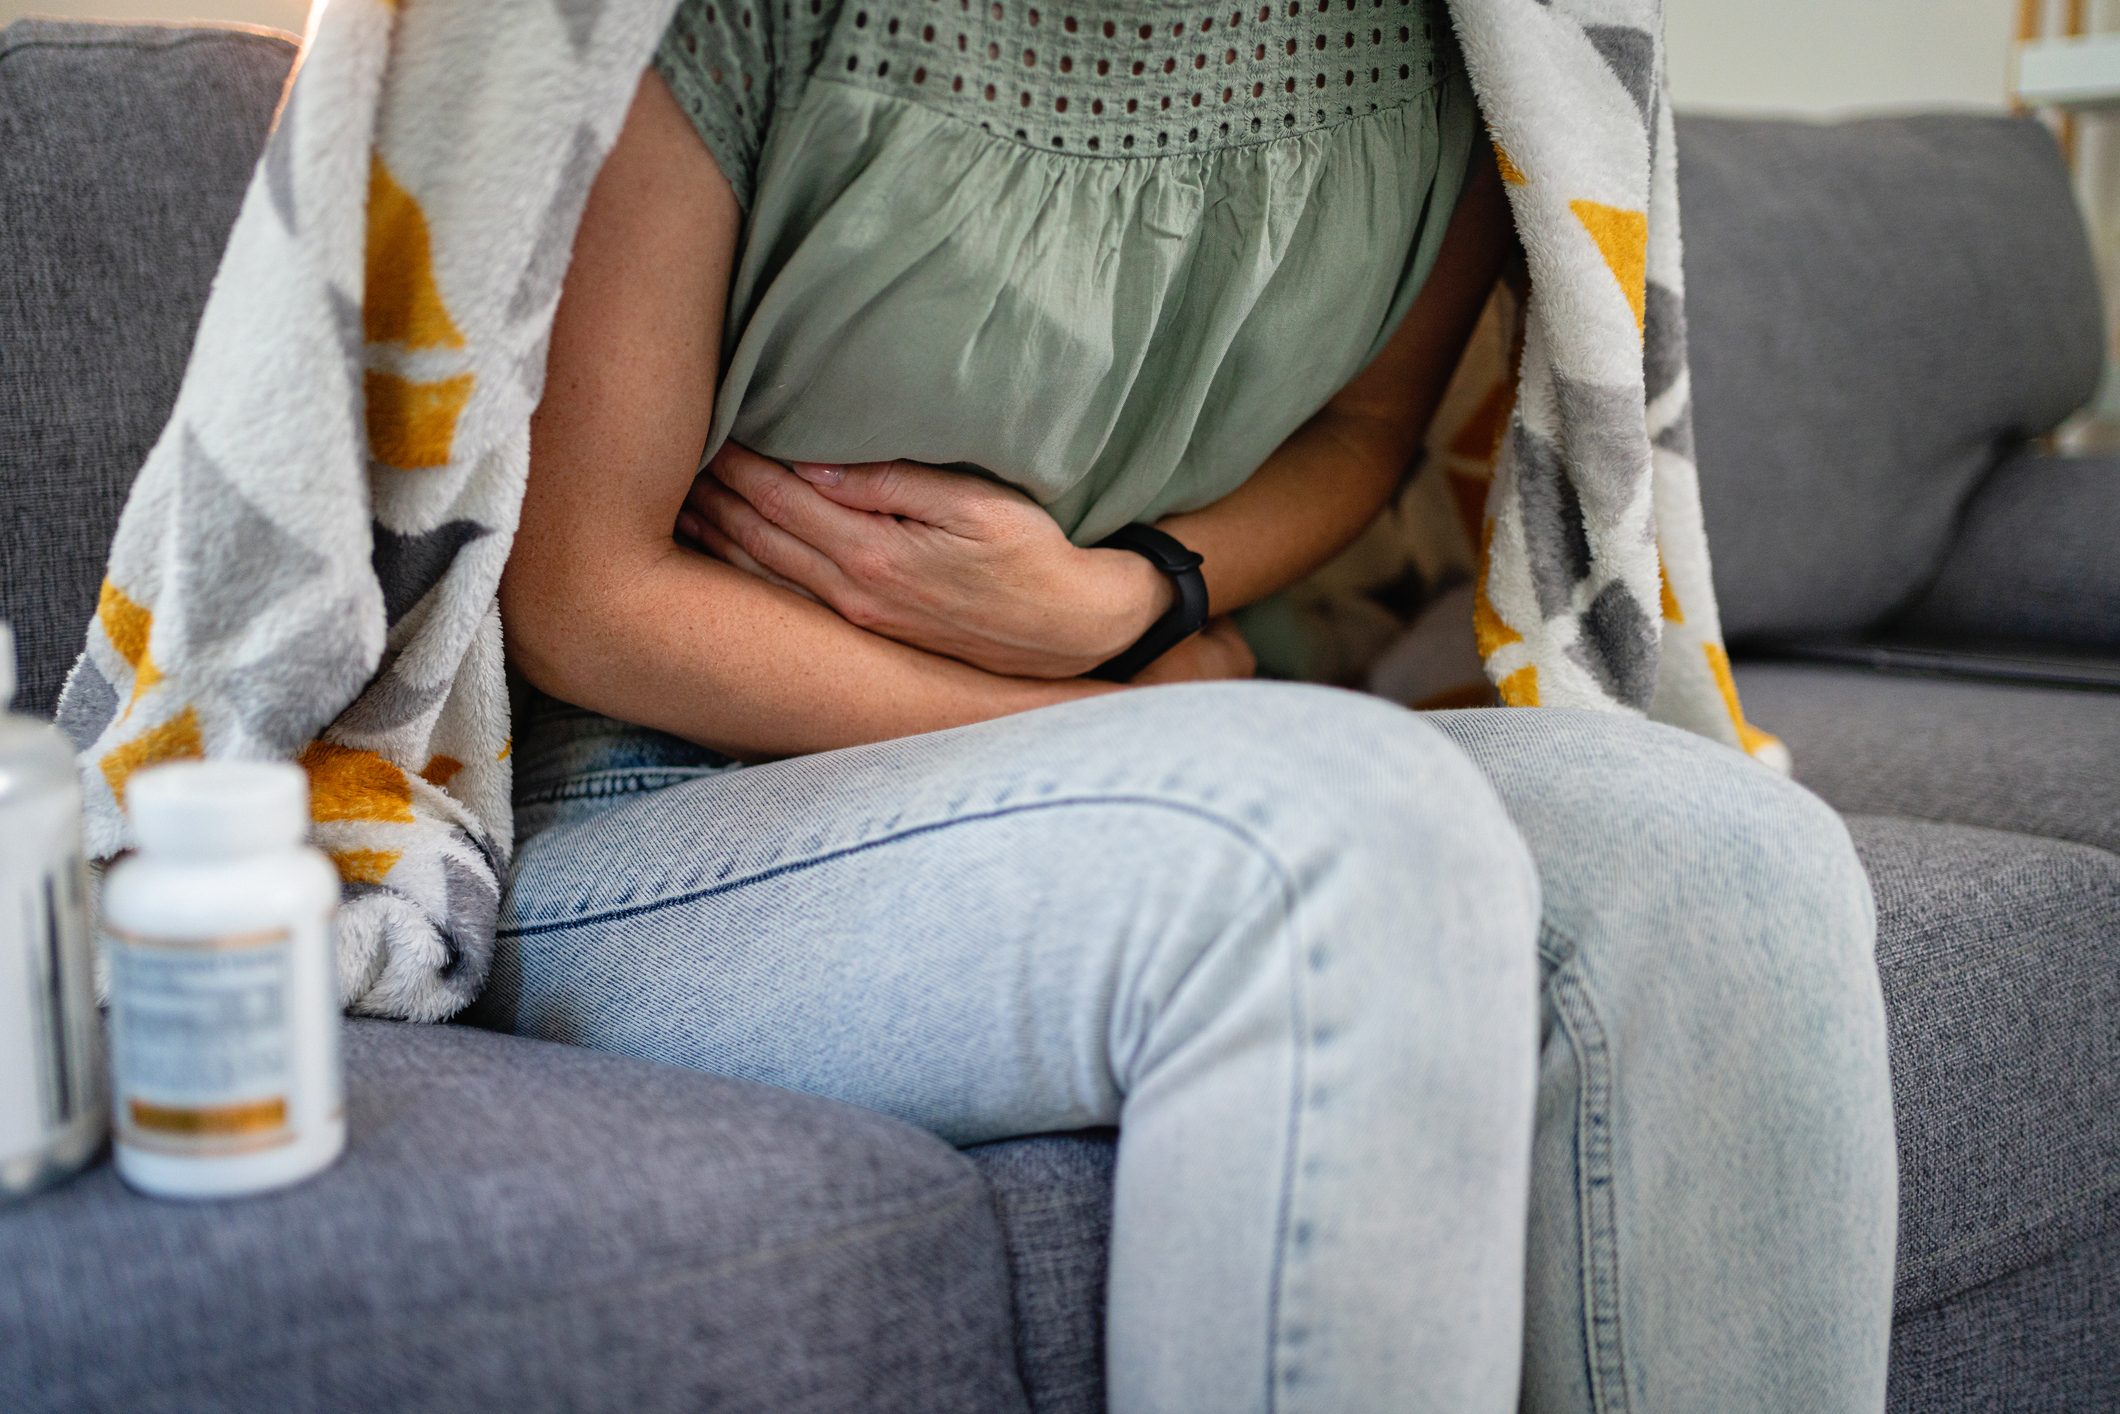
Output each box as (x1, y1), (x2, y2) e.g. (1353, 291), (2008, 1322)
(653, 0), (779, 210)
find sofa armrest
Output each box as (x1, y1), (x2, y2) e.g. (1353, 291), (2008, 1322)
(1891, 448), (2120, 651)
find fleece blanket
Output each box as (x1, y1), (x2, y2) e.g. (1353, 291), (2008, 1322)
(58, 0), (1774, 1022)
(1307, 3), (1783, 770)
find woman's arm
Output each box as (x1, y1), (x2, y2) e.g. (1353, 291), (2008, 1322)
(500, 74), (1244, 761)
(1157, 143), (1512, 616)
(681, 140), (1514, 677)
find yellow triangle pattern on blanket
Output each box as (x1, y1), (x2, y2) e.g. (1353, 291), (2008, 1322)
(1569, 198), (1648, 336)
(1493, 141), (1528, 186)
(365, 157), (465, 352)
(329, 848), (402, 885)
(1473, 520), (1522, 659)
(365, 370), (475, 469)
(96, 579), (162, 708)
(1701, 642), (1781, 759)
(99, 705), (204, 805)
(1657, 548), (1684, 622)
(298, 739), (417, 824)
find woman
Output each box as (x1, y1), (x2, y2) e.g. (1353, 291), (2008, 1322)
(493, 1), (1897, 1408)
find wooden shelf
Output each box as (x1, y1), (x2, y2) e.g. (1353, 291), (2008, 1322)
(2017, 34), (2120, 110)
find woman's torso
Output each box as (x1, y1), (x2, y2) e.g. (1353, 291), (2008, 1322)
(656, 0), (1478, 543)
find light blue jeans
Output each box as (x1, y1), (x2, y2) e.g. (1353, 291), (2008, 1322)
(488, 681), (1896, 1413)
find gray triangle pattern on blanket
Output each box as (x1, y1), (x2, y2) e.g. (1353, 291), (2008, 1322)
(551, 0), (610, 54)
(264, 76), (299, 234)
(510, 125), (604, 323)
(228, 599), (379, 756)
(55, 653), (118, 753)
(176, 428), (329, 655)
(1569, 580), (1658, 704)
(373, 520), (493, 627)
(331, 647), (453, 737)
(1582, 24), (1653, 126)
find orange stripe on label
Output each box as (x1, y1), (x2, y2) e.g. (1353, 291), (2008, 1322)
(130, 1096), (286, 1137)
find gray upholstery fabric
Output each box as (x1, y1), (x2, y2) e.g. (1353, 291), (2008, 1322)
(1893, 449), (2120, 650)
(960, 816), (2120, 1412)
(1737, 662), (2120, 856)
(0, 1020), (1028, 1414)
(0, 21), (294, 718)
(964, 1133), (1117, 1414)
(1888, 1226), (2120, 1414)
(1678, 113), (2105, 639)
(1845, 815), (2120, 1317)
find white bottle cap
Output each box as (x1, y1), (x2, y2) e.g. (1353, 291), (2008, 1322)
(127, 759), (311, 860)
(0, 622), (15, 708)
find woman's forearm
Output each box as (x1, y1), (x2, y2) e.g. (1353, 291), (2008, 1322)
(1153, 139), (1511, 621)
(1153, 405), (1409, 619)
(506, 540), (1115, 761)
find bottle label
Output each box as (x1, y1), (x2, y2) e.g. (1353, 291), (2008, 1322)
(0, 789), (99, 1172)
(107, 928), (298, 1158)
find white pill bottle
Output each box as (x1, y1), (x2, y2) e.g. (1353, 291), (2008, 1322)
(0, 622), (105, 1200)
(102, 760), (345, 1199)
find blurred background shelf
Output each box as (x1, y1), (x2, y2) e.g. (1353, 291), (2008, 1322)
(2017, 33), (2120, 108)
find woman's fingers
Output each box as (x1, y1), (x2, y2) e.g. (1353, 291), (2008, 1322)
(788, 458), (1004, 537)
(687, 477), (854, 604)
(708, 442), (877, 552)
(678, 513), (820, 602)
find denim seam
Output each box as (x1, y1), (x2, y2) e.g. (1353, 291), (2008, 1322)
(1542, 918), (1633, 1414)
(516, 768), (728, 808)
(504, 787), (1319, 1414)
(507, 790), (1294, 939)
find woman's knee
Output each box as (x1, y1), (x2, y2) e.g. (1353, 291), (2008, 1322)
(1437, 708), (1884, 1065)
(1147, 684), (1543, 1015)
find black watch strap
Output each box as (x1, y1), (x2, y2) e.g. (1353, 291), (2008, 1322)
(1085, 525), (1209, 682)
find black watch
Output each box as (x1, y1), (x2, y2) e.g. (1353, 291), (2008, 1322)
(1085, 525), (1209, 682)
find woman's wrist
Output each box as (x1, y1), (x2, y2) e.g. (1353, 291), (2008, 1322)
(1080, 544), (1177, 669)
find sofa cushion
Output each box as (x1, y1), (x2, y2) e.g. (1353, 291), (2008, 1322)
(963, 815), (2120, 1408)
(964, 1133), (1117, 1414)
(1845, 814), (2120, 1317)
(1891, 449), (2120, 651)
(1886, 1226), (2120, 1414)
(0, 21), (293, 718)
(1734, 662), (2120, 856)
(1679, 112), (2105, 639)
(0, 1019), (1027, 1413)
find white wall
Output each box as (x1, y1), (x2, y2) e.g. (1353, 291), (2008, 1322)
(9, 0), (2113, 434)
(1666, 0), (2018, 116)
(1, 0), (303, 28)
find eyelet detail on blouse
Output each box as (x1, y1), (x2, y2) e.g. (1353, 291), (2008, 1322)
(658, 0), (1454, 180)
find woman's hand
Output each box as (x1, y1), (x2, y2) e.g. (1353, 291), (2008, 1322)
(1129, 618), (1257, 685)
(676, 442), (1182, 678)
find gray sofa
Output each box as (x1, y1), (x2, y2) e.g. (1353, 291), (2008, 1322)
(2, 19), (2114, 1413)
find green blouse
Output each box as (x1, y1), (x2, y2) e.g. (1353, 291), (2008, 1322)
(654, 0), (1477, 552)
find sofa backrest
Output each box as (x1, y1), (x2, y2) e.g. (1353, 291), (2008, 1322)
(0, 21), (293, 718)
(1676, 111), (2106, 642)
(0, 23), (2106, 717)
